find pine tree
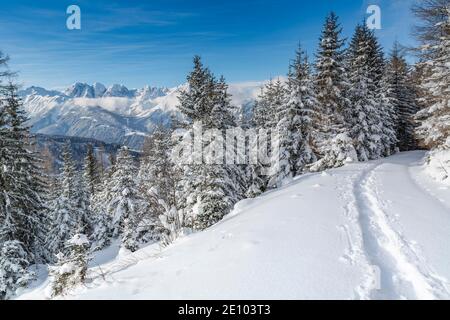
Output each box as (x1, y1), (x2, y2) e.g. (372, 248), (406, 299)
(90, 177), (112, 251)
(0, 82), (48, 256)
(245, 102), (264, 198)
(285, 45), (317, 173)
(412, 0), (450, 58)
(266, 80), (291, 188)
(107, 146), (144, 251)
(415, 6), (449, 150)
(75, 170), (93, 236)
(138, 126), (182, 240)
(311, 12), (357, 170)
(176, 56), (241, 230)
(0, 240), (34, 300)
(46, 144), (80, 258)
(387, 42), (419, 151)
(83, 144), (100, 196)
(249, 80), (284, 190)
(346, 24), (382, 161)
(0, 56), (48, 298)
(378, 71), (399, 156)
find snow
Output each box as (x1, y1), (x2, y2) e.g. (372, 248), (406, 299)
(16, 151), (450, 300)
(68, 234), (89, 246)
(424, 147), (450, 186)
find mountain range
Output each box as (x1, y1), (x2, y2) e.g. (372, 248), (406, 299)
(19, 81), (264, 150)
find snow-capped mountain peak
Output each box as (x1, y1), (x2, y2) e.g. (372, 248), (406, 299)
(93, 82), (107, 97)
(103, 84), (132, 98)
(64, 82), (96, 98)
(18, 81), (263, 149)
(19, 86), (62, 98)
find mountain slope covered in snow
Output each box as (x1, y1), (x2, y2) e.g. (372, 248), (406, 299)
(19, 81), (264, 149)
(17, 151), (450, 300)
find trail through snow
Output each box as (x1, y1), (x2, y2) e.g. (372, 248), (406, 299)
(17, 151), (450, 300)
(353, 163), (449, 299)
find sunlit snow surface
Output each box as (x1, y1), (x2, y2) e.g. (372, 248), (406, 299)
(17, 151), (450, 300)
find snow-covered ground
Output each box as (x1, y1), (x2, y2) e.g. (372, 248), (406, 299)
(17, 151), (450, 300)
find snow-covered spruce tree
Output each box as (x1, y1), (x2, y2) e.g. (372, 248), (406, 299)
(140, 126), (180, 210)
(107, 146), (144, 251)
(0, 240), (34, 299)
(266, 80), (290, 188)
(176, 56), (241, 230)
(413, 3), (449, 184)
(89, 149), (120, 250)
(387, 42), (419, 151)
(89, 177), (113, 251)
(0, 77), (48, 298)
(214, 75), (248, 198)
(285, 45), (318, 173)
(346, 24), (382, 161)
(310, 12), (357, 171)
(49, 233), (90, 297)
(248, 80), (284, 190)
(378, 70), (399, 157)
(140, 128), (187, 246)
(83, 144), (100, 196)
(415, 7), (449, 151)
(75, 169), (93, 236)
(45, 144), (80, 258)
(244, 140), (267, 199)
(412, 0), (450, 59)
(364, 27), (398, 157)
(197, 76), (243, 230)
(138, 125), (183, 241)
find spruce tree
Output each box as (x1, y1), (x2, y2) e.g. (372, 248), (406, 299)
(46, 144), (79, 258)
(0, 83), (48, 258)
(311, 12), (357, 170)
(415, 7), (449, 150)
(138, 126), (180, 241)
(387, 42), (419, 151)
(0, 56), (48, 298)
(107, 146), (144, 251)
(250, 80), (285, 190)
(83, 144), (100, 196)
(286, 45), (317, 173)
(346, 24), (382, 161)
(176, 56), (241, 230)
(0, 240), (34, 299)
(90, 177), (113, 251)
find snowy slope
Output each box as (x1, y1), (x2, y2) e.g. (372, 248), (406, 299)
(17, 151), (450, 300)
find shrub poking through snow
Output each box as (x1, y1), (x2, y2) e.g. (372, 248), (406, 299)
(159, 200), (187, 247)
(49, 234), (90, 297)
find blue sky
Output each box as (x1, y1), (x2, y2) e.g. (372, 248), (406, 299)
(0, 0), (418, 89)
